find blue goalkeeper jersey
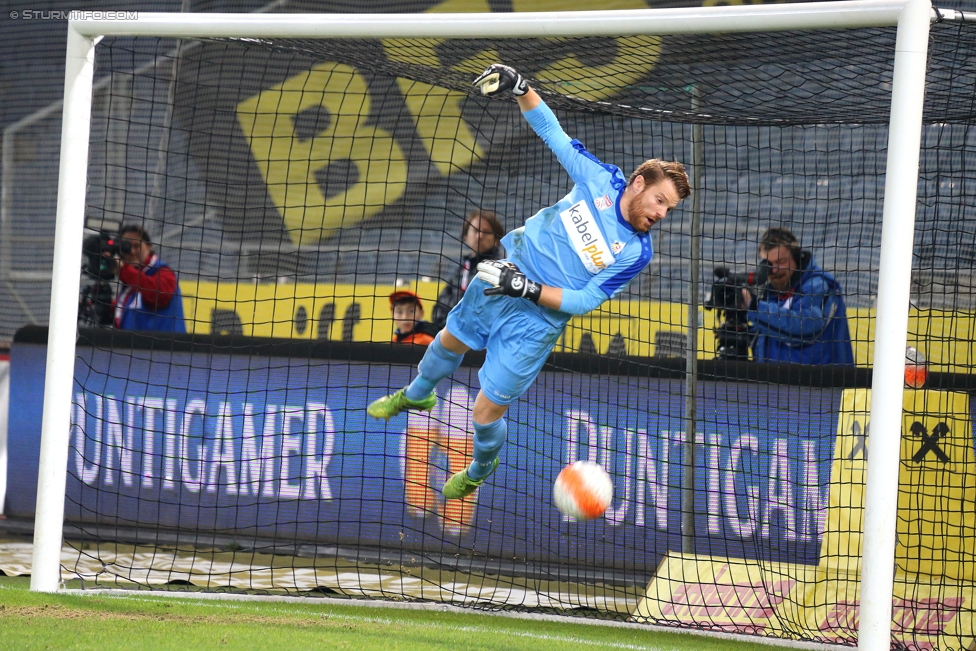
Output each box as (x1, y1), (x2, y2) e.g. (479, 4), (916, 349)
(502, 100), (652, 325)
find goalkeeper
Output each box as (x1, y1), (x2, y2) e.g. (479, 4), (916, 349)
(369, 64), (690, 500)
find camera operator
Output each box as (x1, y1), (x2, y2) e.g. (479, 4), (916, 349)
(113, 225), (186, 333)
(740, 227), (853, 365)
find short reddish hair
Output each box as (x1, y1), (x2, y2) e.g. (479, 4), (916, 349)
(627, 159), (691, 200)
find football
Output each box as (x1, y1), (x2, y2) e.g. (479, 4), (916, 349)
(553, 461), (614, 521)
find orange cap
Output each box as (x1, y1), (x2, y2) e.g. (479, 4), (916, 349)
(389, 289), (423, 310)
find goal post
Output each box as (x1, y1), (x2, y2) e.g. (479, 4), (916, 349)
(859, 3), (932, 650)
(33, 3), (943, 650)
(31, 24), (96, 595)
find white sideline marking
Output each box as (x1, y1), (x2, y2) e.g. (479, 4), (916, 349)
(82, 592), (677, 651)
(77, 589), (847, 651)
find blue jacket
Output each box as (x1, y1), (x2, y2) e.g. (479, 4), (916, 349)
(115, 255), (186, 333)
(747, 254), (854, 366)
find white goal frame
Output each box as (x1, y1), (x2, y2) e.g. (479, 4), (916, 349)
(36, 2), (939, 649)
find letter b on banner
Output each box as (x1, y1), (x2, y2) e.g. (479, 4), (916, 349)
(238, 62), (408, 245)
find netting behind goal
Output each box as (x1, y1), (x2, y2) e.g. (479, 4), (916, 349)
(11, 15), (976, 649)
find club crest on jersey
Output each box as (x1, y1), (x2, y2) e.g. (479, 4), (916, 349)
(559, 200), (615, 274)
(611, 241), (624, 255)
(594, 194), (613, 210)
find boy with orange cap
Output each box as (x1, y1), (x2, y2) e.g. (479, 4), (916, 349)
(390, 290), (438, 345)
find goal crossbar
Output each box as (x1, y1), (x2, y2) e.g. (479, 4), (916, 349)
(35, 4), (935, 651)
(68, 0), (933, 38)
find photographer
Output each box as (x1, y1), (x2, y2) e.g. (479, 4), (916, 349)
(741, 227), (854, 365)
(113, 225), (186, 333)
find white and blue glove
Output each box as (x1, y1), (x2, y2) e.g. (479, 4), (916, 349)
(477, 260), (541, 303)
(473, 64), (529, 97)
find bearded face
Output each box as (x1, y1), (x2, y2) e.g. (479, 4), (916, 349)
(624, 178), (680, 232)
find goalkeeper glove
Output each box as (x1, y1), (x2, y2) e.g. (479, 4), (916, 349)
(473, 64), (528, 97)
(477, 260), (542, 303)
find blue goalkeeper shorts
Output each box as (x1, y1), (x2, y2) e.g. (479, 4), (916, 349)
(445, 277), (564, 406)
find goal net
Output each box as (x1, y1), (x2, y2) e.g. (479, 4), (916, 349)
(12, 4), (976, 649)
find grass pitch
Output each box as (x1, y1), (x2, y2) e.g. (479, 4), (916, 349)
(0, 575), (788, 651)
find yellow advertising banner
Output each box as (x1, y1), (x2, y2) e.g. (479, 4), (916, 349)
(634, 389), (976, 649)
(177, 279), (719, 358)
(823, 389), (976, 580)
(176, 280), (976, 372)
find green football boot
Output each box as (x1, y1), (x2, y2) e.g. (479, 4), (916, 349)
(366, 388), (437, 420)
(441, 458), (499, 500)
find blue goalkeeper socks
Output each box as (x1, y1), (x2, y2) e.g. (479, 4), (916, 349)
(404, 333), (464, 401)
(468, 418), (507, 481)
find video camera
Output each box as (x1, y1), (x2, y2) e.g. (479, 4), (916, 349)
(81, 231), (132, 280)
(79, 231), (131, 327)
(703, 259), (771, 360)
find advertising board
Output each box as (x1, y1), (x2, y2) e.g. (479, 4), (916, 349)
(8, 339), (839, 574)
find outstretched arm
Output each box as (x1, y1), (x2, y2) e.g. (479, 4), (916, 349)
(472, 63), (540, 112)
(517, 87), (541, 112)
(477, 260), (603, 314)
(538, 285), (562, 310)
(474, 64), (606, 187)
(476, 238), (652, 316)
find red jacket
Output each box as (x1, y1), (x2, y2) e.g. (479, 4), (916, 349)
(114, 254), (180, 329)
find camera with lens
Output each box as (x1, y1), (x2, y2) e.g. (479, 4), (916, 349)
(704, 259), (771, 360)
(79, 231), (131, 327)
(81, 231), (131, 280)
